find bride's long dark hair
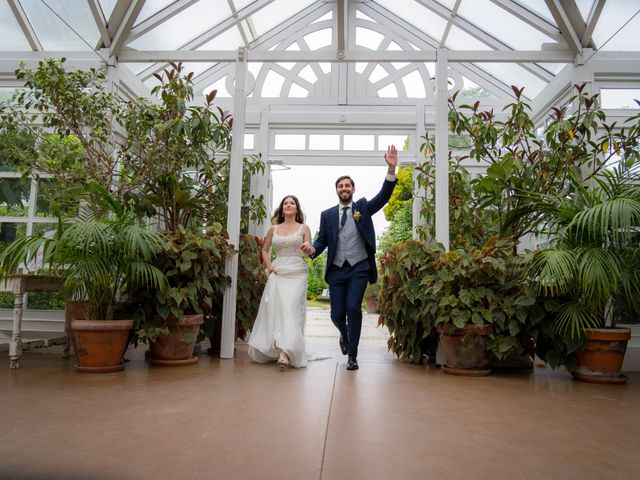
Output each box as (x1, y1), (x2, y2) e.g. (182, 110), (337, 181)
(271, 195), (305, 224)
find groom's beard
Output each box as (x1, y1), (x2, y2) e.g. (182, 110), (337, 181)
(339, 192), (353, 204)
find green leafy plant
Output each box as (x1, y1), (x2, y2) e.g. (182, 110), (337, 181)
(235, 233), (268, 339)
(524, 162), (640, 339)
(448, 84), (623, 242)
(129, 224), (232, 343)
(379, 237), (545, 363)
(119, 62), (266, 232)
(0, 183), (167, 321)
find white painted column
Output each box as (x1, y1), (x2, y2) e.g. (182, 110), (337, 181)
(435, 49), (449, 249)
(220, 47), (248, 359)
(412, 103), (426, 239)
(248, 105), (272, 238)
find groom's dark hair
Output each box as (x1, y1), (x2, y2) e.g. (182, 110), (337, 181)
(335, 175), (354, 188)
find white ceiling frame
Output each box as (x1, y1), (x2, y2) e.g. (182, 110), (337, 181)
(88, 0), (112, 49)
(126, 0), (200, 43)
(531, 63), (575, 122)
(489, 0), (564, 42)
(415, 0), (553, 82)
(544, 0), (583, 56)
(7, 0), (42, 51)
(191, 2), (332, 92)
(228, 0), (251, 46)
(109, 0), (146, 58)
(136, 0), (277, 81)
(118, 49), (572, 63)
(439, 0), (462, 48)
(107, 0), (135, 41)
(360, 2), (530, 100)
(582, 0), (605, 47)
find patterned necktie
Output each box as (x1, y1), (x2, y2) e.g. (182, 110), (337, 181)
(341, 206), (348, 227)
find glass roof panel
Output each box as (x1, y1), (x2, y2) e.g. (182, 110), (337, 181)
(128, 0), (231, 51)
(196, 26), (243, 50)
(98, 0), (117, 19)
(515, 0), (555, 24)
(355, 27), (385, 50)
(180, 62), (216, 78)
(374, 0), (447, 42)
(577, 0), (596, 22)
(232, 0), (255, 10)
(250, 0), (316, 37)
(136, 0), (176, 25)
(434, 0), (456, 9)
(458, 0), (555, 50)
(478, 62), (547, 98)
(21, 0), (100, 50)
(592, 0), (640, 51)
(445, 26), (491, 50)
(0, 0), (31, 50)
(538, 63), (568, 75)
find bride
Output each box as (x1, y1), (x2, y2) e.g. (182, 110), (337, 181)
(248, 195), (313, 369)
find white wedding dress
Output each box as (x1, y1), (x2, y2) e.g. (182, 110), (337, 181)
(248, 224), (309, 368)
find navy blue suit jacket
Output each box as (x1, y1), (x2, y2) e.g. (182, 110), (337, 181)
(312, 178), (397, 284)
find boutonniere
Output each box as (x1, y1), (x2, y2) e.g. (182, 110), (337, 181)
(353, 210), (362, 222)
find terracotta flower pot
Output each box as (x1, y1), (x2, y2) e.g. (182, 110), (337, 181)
(71, 319), (133, 373)
(438, 324), (492, 376)
(149, 314), (203, 366)
(572, 328), (631, 384)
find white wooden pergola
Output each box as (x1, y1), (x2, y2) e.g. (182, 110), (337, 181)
(1, 0), (640, 358)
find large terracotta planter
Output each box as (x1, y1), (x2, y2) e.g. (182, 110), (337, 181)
(572, 328), (631, 384)
(149, 314), (203, 366)
(71, 319), (133, 373)
(64, 300), (89, 358)
(438, 324), (492, 376)
(365, 297), (379, 314)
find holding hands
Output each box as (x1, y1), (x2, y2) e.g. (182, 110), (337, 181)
(300, 242), (315, 256)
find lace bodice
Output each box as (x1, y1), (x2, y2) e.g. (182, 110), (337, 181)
(272, 225), (304, 259)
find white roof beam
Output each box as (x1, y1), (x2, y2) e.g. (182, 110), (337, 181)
(531, 63), (575, 122)
(439, 0), (461, 47)
(127, 0), (200, 43)
(88, 0), (112, 48)
(119, 49), (572, 63)
(582, 0), (605, 47)
(7, 0), (43, 51)
(107, 0), (133, 38)
(337, 0), (346, 51)
(109, 0), (146, 58)
(489, 0), (563, 42)
(545, 0), (583, 56)
(415, 0), (552, 81)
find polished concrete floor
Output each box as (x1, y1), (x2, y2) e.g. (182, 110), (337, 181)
(1, 309), (639, 480)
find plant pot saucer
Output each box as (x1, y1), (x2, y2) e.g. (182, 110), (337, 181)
(572, 372), (628, 384)
(75, 363), (125, 373)
(442, 366), (491, 377)
(149, 355), (198, 366)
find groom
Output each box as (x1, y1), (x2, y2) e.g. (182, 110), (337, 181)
(301, 146), (398, 370)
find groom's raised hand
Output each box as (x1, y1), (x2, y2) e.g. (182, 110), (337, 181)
(384, 144), (398, 174)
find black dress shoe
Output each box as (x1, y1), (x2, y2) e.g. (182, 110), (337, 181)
(346, 356), (359, 370)
(339, 334), (349, 355)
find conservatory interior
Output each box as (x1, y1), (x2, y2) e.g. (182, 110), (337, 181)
(1, 1), (639, 479)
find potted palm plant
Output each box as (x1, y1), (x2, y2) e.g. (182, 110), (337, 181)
(526, 163), (640, 383)
(0, 184), (167, 372)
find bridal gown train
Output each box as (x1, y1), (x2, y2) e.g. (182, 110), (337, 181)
(248, 225), (309, 368)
